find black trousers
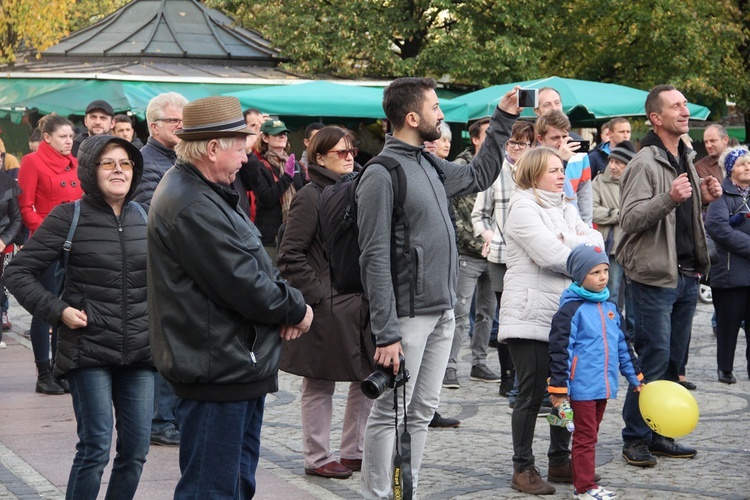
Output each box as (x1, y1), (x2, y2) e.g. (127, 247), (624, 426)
(507, 338), (571, 472)
(712, 286), (750, 373)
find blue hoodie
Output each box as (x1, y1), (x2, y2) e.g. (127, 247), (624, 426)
(548, 288), (642, 401)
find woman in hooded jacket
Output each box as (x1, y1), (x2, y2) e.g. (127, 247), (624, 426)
(6, 135), (152, 500)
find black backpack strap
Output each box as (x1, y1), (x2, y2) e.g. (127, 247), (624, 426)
(363, 155), (415, 317)
(63, 199), (82, 272)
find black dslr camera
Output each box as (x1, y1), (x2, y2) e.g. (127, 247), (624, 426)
(361, 355), (410, 399)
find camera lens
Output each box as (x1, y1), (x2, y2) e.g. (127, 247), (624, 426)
(361, 371), (389, 399)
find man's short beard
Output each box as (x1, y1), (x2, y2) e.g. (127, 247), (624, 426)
(418, 121), (441, 142)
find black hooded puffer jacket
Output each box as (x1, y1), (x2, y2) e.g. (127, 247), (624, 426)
(5, 135), (152, 377)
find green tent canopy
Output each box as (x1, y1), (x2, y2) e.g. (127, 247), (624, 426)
(452, 76), (711, 125)
(225, 81), (468, 122)
(0, 77), (273, 120)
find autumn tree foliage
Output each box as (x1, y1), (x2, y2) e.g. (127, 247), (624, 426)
(0, 0), (70, 63)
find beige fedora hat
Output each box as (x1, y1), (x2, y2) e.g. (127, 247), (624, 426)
(176, 96), (255, 141)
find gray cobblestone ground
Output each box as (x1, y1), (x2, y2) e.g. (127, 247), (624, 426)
(260, 302), (750, 499)
(1, 301), (748, 499)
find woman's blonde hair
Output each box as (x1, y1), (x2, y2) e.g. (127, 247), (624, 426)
(513, 147), (562, 189)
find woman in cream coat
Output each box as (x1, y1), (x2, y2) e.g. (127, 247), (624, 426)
(498, 146), (603, 495)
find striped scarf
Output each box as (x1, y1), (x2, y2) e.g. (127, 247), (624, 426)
(264, 150), (296, 222)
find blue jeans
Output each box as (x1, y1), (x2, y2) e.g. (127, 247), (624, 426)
(621, 275), (697, 444)
(607, 258), (624, 301)
(152, 372), (179, 433)
(175, 397), (265, 500)
(30, 261), (64, 363)
(66, 366), (154, 500)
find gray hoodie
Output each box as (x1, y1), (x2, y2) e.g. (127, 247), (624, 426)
(356, 107), (516, 346)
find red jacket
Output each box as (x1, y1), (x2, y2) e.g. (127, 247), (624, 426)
(18, 141), (83, 233)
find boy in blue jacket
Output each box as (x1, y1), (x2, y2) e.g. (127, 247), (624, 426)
(548, 243), (644, 500)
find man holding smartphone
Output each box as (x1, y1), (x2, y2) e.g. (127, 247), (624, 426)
(535, 110), (593, 225)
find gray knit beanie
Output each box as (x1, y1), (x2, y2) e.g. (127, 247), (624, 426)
(609, 140), (636, 164)
(567, 243), (610, 284)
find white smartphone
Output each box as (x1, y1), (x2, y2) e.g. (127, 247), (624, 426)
(517, 88), (539, 108)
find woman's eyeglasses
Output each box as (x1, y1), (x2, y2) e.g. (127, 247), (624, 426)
(507, 140), (531, 149)
(327, 148), (358, 160)
(97, 159), (135, 171)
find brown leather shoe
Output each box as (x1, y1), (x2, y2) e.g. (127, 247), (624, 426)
(512, 466), (555, 495)
(304, 461), (353, 479)
(547, 462), (601, 483)
(340, 458), (362, 471)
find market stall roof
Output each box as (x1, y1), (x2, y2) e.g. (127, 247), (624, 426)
(45, 0), (283, 62)
(225, 81), (468, 123)
(3, 0), (299, 81)
(452, 76), (711, 125)
(0, 0), (406, 122)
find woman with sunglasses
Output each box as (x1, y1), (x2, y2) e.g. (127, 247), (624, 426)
(16, 114), (83, 394)
(245, 119), (307, 259)
(7, 135), (153, 500)
(277, 126), (375, 479)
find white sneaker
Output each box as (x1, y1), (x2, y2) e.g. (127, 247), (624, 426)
(0, 341), (6, 349)
(574, 487), (618, 500)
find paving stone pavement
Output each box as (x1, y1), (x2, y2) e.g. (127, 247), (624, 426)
(1, 299), (749, 499)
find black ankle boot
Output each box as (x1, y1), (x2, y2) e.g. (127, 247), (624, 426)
(49, 361), (70, 393)
(36, 362), (64, 395)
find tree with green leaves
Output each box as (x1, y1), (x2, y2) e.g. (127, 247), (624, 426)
(206, 0), (548, 87)
(540, 0), (746, 116)
(210, 0), (750, 131)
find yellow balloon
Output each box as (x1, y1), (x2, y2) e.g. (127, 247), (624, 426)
(639, 380), (699, 438)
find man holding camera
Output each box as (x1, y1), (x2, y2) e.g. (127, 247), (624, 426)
(356, 77), (520, 499)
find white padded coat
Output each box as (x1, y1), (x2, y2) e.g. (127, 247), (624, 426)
(498, 187), (604, 343)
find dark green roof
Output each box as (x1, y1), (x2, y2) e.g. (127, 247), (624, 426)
(44, 0), (282, 62)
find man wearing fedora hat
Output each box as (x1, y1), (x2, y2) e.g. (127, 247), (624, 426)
(147, 96), (313, 499)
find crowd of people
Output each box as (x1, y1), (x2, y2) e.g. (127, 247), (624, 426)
(0, 78), (743, 500)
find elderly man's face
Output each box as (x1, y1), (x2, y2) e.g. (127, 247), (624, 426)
(210, 137), (248, 185)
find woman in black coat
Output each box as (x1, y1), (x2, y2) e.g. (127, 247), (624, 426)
(706, 146), (750, 384)
(6, 135), (152, 500)
(277, 126), (375, 479)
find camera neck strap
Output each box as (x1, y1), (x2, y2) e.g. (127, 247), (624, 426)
(393, 381), (412, 500)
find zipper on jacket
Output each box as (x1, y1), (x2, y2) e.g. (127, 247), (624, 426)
(248, 323), (258, 368)
(117, 214), (128, 363)
(598, 303), (610, 399)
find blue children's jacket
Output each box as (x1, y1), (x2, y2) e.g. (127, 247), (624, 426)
(548, 288), (643, 401)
